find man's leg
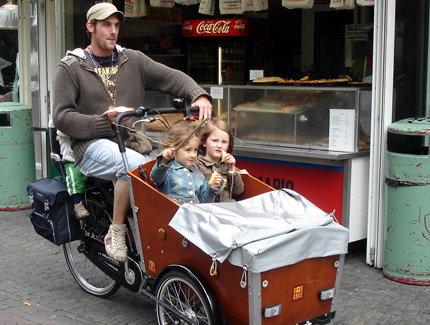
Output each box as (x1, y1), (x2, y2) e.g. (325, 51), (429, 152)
(104, 180), (129, 262)
(112, 180), (129, 225)
(76, 139), (150, 262)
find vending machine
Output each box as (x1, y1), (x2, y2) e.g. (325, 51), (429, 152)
(182, 19), (249, 85)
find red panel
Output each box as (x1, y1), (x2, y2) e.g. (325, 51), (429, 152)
(237, 158), (344, 224)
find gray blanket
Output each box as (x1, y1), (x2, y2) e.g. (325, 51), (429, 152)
(169, 189), (349, 272)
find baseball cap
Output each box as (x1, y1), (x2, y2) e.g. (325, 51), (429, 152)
(86, 3), (125, 23)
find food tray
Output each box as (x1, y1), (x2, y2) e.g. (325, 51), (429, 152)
(233, 104), (313, 115)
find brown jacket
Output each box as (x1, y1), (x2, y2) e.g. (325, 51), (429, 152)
(53, 45), (210, 164)
(193, 156), (244, 202)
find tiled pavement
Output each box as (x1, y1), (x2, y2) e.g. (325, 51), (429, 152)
(1, 209), (430, 325)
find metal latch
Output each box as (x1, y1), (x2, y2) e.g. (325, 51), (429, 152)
(263, 304), (282, 318)
(320, 287), (335, 300)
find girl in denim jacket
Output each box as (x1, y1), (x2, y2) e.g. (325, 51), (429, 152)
(150, 121), (223, 205)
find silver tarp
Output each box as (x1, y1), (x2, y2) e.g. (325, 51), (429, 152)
(169, 189), (349, 273)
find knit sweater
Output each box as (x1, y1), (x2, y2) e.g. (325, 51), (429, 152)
(53, 45), (210, 164)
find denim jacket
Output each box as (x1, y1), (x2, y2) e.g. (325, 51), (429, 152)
(150, 154), (220, 205)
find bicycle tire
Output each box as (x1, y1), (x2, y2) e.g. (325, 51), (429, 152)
(155, 270), (222, 325)
(63, 196), (120, 298)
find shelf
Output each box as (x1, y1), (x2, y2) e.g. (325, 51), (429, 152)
(147, 53), (185, 57)
(189, 60), (215, 63)
(125, 18), (183, 27)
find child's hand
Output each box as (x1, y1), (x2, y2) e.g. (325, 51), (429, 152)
(161, 147), (175, 164)
(208, 171), (223, 189)
(210, 173), (223, 189)
(223, 153), (236, 171)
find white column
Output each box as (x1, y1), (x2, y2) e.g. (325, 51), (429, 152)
(17, 0), (31, 106)
(366, 0), (396, 268)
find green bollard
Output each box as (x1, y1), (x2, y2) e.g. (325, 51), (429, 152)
(0, 102), (35, 210)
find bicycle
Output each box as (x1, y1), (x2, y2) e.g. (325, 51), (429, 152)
(50, 99), (346, 325)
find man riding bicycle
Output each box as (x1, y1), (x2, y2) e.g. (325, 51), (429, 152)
(53, 2), (212, 263)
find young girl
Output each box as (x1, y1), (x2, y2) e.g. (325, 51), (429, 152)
(193, 118), (244, 202)
(150, 121), (223, 205)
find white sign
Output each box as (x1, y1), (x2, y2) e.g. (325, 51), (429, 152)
(249, 70), (264, 81)
(210, 87), (224, 99)
(329, 109), (356, 152)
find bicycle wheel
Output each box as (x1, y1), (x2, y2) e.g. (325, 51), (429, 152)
(156, 270), (221, 325)
(63, 196), (120, 298)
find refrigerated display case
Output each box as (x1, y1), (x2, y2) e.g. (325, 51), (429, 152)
(187, 40), (246, 85)
(224, 85), (371, 243)
(229, 85), (371, 152)
(182, 19), (248, 85)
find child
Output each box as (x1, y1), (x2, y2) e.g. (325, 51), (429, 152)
(150, 120), (222, 205)
(57, 130), (90, 219)
(193, 118), (244, 202)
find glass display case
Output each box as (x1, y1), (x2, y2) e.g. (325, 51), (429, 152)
(228, 85), (371, 153)
(142, 85), (371, 154)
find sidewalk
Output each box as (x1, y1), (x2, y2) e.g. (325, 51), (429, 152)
(1, 209), (430, 324)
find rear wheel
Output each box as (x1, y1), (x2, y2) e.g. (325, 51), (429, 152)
(63, 196), (120, 298)
(155, 270), (221, 325)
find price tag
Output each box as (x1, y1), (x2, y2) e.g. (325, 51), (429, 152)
(210, 87), (224, 99)
(249, 70), (264, 81)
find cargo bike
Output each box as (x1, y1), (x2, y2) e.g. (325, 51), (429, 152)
(49, 100), (349, 324)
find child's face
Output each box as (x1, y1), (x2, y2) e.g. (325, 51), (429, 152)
(203, 128), (230, 163)
(175, 136), (200, 167)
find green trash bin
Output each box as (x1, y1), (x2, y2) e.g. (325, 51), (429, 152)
(0, 102), (35, 210)
(384, 117), (430, 285)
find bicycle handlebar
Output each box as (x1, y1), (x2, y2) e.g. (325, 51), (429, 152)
(114, 99), (200, 153)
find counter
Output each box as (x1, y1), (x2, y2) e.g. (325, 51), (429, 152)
(144, 84), (371, 242)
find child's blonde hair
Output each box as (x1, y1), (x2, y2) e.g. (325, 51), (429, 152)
(198, 118), (234, 154)
(162, 120), (198, 149)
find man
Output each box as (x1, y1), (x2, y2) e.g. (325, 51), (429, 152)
(53, 3), (212, 263)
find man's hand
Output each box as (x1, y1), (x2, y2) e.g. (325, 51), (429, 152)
(107, 110), (130, 125)
(192, 96), (212, 121)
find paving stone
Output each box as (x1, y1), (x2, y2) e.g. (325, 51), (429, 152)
(2, 210), (430, 324)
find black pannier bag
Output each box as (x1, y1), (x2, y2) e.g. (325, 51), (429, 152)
(27, 177), (81, 246)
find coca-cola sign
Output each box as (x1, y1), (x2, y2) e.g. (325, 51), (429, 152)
(182, 19), (249, 37)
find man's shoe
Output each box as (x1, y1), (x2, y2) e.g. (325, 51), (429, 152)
(74, 201), (90, 219)
(104, 224), (127, 263)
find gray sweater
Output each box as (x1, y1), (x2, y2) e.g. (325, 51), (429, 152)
(53, 45), (210, 164)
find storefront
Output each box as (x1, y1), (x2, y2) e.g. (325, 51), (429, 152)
(2, 0), (428, 268)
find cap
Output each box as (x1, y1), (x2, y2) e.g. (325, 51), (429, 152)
(86, 3), (125, 23)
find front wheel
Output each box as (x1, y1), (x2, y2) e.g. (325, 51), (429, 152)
(63, 196), (120, 298)
(155, 270), (222, 325)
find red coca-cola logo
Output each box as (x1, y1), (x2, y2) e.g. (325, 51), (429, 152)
(182, 19), (249, 37)
(234, 20), (247, 34)
(196, 20), (231, 35)
(182, 21), (194, 36)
